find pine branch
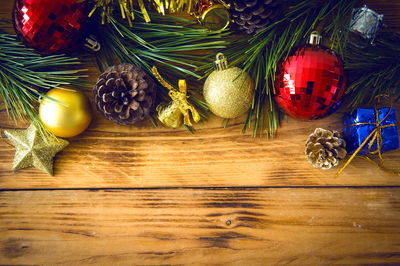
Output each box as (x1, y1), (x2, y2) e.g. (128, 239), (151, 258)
(201, 0), (358, 137)
(344, 30), (400, 109)
(0, 20), (87, 137)
(84, 0), (193, 26)
(93, 10), (229, 122)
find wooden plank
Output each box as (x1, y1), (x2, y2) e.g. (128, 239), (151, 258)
(1, 0), (400, 189)
(1, 105), (400, 188)
(0, 188), (399, 265)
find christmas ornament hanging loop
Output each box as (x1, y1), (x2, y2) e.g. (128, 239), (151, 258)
(84, 35), (101, 52)
(214, 53), (228, 71)
(309, 31), (322, 45)
(152, 66), (200, 128)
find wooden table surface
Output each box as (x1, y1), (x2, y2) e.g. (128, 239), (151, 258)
(1, 1), (400, 265)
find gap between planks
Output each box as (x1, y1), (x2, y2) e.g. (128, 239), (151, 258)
(1, 185), (400, 192)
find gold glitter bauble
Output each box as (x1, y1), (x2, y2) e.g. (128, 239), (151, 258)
(39, 88), (92, 138)
(203, 53), (254, 118)
(4, 124), (69, 176)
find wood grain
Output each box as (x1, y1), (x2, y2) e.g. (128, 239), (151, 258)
(1, 107), (400, 189)
(1, 0), (400, 264)
(1, 1), (400, 189)
(1, 188), (400, 265)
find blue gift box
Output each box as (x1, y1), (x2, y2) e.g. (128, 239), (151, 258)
(343, 107), (399, 155)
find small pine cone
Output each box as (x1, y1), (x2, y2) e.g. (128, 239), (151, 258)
(93, 64), (156, 125)
(305, 128), (347, 170)
(228, 0), (282, 34)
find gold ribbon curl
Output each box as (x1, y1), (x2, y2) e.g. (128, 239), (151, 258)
(152, 66), (200, 127)
(336, 94), (398, 178)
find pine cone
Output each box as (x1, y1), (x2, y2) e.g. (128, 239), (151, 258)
(228, 0), (282, 34)
(93, 64), (156, 125)
(305, 128), (347, 170)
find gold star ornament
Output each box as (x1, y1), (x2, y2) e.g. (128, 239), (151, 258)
(4, 124), (69, 175)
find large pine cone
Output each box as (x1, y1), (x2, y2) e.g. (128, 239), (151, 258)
(93, 64), (156, 125)
(305, 128), (347, 170)
(228, 0), (282, 34)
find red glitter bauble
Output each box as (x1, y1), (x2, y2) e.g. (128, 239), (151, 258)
(274, 37), (346, 120)
(13, 0), (87, 54)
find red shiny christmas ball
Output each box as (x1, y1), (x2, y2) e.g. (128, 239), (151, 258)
(274, 40), (346, 120)
(13, 0), (87, 54)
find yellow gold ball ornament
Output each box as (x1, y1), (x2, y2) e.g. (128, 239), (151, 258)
(39, 88), (92, 138)
(203, 53), (255, 118)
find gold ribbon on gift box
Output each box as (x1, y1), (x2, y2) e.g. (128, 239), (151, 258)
(336, 94), (399, 177)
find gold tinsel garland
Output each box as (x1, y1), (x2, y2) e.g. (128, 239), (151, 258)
(88, 0), (193, 26)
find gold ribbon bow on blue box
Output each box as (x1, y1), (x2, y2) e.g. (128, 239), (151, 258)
(336, 95), (399, 177)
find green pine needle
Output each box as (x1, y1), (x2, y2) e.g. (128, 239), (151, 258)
(201, 0), (358, 137)
(344, 31), (400, 109)
(0, 20), (87, 137)
(93, 9), (229, 127)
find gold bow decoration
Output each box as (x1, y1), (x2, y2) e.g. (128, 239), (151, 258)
(336, 95), (399, 177)
(152, 66), (200, 128)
